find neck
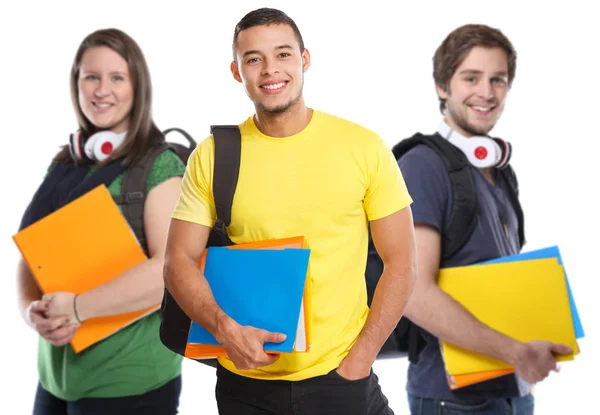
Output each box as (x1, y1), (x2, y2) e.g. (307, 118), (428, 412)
(254, 98), (312, 138)
(444, 115), (474, 138)
(478, 167), (496, 185)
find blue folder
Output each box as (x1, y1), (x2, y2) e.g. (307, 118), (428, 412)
(187, 247), (311, 352)
(481, 246), (584, 338)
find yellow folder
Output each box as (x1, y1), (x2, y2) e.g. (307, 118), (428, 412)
(438, 258), (578, 376)
(13, 185), (155, 353)
(184, 236), (313, 360)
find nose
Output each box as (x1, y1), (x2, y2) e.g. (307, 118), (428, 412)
(261, 57), (280, 76)
(94, 78), (110, 98)
(476, 80), (495, 100)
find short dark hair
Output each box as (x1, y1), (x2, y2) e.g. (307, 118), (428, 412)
(232, 8), (305, 61)
(433, 24), (517, 113)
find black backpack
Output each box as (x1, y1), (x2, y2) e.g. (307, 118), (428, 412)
(157, 125), (242, 368)
(365, 132), (525, 363)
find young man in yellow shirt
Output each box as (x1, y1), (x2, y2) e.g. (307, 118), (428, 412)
(164, 8), (417, 415)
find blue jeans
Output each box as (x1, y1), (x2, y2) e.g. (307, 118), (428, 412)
(32, 375), (181, 415)
(407, 394), (534, 415)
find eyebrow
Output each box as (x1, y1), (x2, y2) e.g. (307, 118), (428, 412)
(242, 44), (294, 58)
(458, 69), (508, 77)
(80, 70), (128, 76)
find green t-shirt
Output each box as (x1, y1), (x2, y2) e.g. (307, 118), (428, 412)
(38, 149), (185, 401)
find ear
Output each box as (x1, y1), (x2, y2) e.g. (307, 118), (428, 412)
(436, 83), (449, 100)
(301, 48), (311, 73)
(230, 61), (242, 83)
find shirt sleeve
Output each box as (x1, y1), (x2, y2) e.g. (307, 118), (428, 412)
(397, 146), (449, 232)
(363, 135), (413, 221)
(145, 148), (185, 193)
(171, 136), (216, 227)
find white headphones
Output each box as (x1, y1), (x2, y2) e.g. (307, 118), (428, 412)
(438, 122), (511, 169)
(69, 130), (127, 162)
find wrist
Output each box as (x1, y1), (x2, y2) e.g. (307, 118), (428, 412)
(73, 295), (84, 323)
(503, 339), (527, 367)
(214, 311), (236, 345)
(346, 339), (376, 369)
(75, 292), (95, 321)
(22, 301), (36, 327)
(354, 326), (382, 365)
(350, 349), (376, 370)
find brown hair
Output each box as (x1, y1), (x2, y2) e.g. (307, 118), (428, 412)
(433, 24), (517, 113)
(54, 28), (162, 165)
(232, 8), (305, 62)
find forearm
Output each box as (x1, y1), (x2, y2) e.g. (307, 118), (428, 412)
(17, 259), (43, 317)
(350, 263), (415, 365)
(163, 253), (231, 342)
(76, 257), (166, 320)
(405, 284), (523, 364)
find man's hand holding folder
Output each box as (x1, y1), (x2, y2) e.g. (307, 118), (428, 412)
(167, 233), (313, 364)
(511, 340), (573, 384)
(214, 316), (288, 370)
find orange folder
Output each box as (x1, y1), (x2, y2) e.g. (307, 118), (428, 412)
(184, 236), (313, 360)
(448, 369), (514, 390)
(13, 185), (156, 353)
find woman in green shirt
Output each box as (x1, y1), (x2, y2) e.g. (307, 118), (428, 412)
(17, 28), (184, 414)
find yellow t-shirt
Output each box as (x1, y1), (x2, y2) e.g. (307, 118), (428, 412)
(172, 110), (412, 380)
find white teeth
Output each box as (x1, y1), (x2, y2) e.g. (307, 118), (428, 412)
(262, 82), (286, 90)
(95, 103), (111, 108)
(473, 106), (493, 112)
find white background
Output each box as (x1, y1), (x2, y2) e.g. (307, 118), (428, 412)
(1, 0), (597, 413)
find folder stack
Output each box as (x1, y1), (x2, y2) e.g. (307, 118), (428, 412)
(437, 246), (583, 390)
(184, 236), (313, 360)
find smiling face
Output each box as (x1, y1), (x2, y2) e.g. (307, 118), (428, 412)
(77, 46), (134, 133)
(437, 46), (509, 137)
(231, 23), (310, 114)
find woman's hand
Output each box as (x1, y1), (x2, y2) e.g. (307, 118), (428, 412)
(25, 299), (77, 347)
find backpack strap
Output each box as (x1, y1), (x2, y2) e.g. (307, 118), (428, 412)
(497, 165), (526, 248)
(393, 133), (479, 260)
(114, 143), (170, 255)
(158, 125), (241, 366)
(208, 125), (242, 246)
